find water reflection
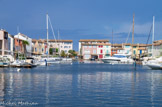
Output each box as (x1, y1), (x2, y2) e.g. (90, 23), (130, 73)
(0, 64), (161, 106)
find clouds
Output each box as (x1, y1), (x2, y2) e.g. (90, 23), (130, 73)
(104, 19), (162, 43)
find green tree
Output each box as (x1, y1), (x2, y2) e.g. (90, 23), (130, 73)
(56, 48), (58, 53)
(22, 40), (29, 57)
(49, 48), (53, 55)
(68, 50), (77, 57)
(60, 50), (66, 57)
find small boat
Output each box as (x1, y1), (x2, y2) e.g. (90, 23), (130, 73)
(0, 57), (10, 67)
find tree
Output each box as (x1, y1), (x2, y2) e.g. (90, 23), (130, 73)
(68, 50), (77, 57)
(60, 50), (66, 57)
(56, 48), (58, 53)
(22, 40), (29, 57)
(49, 48), (53, 55)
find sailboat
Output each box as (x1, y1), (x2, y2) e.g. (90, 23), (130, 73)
(145, 16), (162, 69)
(37, 14), (62, 65)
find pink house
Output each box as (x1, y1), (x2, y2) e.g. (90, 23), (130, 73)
(82, 44), (97, 59)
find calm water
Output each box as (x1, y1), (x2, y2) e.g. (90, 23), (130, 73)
(0, 62), (162, 107)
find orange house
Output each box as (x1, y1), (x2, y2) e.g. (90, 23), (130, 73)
(14, 38), (23, 53)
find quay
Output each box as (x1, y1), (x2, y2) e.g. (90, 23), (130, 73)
(0, 64), (37, 68)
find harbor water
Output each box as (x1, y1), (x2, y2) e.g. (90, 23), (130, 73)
(0, 62), (162, 106)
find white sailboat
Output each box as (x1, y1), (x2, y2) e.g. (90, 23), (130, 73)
(145, 16), (162, 70)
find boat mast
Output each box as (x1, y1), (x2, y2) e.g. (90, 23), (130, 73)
(132, 13), (135, 44)
(46, 13), (49, 58)
(152, 16), (155, 57)
(58, 29), (60, 55)
(132, 13), (135, 58)
(112, 29), (113, 56)
(17, 26), (19, 60)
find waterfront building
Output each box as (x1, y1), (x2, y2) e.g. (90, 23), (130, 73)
(0, 30), (14, 61)
(147, 40), (162, 57)
(111, 44), (123, 56)
(132, 44), (147, 59)
(79, 39), (110, 59)
(32, 39), (46, 55)
(32, 39), (73, 55)
(122, 43), (132, 55)
(153, 40), (162, 57)
(97, 43), (111, 59)
(14, 33), (32, 57)
(47, 40), (73, 54)
(81, 43), (97, 59)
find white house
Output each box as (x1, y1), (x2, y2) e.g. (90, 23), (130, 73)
(14, 33), (32, 56)
(46, 40), (73, 54)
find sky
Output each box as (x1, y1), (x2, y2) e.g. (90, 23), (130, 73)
(0, 0), (162, 51)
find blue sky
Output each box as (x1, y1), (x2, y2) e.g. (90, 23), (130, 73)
(0, 0), (162, 51)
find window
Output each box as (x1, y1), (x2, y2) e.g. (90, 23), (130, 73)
(16, 46), (19, 51)
(106, 46), (109, 48)
(35, 48), (37, 52)
(42, 48), (44, 52)
(84, 46), (87, 48)
(100, 50), (103, 53)
(69, 46), (71, 48)
(106, 50), (109, 54)
(64, 46), (68, 48)
(133, 50), (136, 54)
(89, 46), (92, 48)
(140, 50), (142, 54)
(65, 50), (67, 53)
(93, 50), (96, 54)
(93, 46), (96, 48)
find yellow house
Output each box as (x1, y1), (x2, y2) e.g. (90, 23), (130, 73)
(132, 44), (147, 59)
(32, 39), (45, 55)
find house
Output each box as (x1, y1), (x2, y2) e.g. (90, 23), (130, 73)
(32, 39), (73, 55)
(0, 30), (14, 61)
(79, 39), (110, 59)
(147, 40), (162, 57)
(153, 40), (162, 57)
(111, 44), (123, 56)
(32, 39), (46, 55)
(14, 33), (32, 57)
(47, 40), (73, 54)
(97, 43), (111, 59)
(132, 44), (147, 59)
(122, 43), (132, 55)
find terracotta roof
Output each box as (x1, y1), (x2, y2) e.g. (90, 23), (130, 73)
(38, 40), (44, 43)
(154, 40), (162, 43)
(46, 40), (73, 42)
(147, 44), (152, 46)
(79, 39), (109, 42)
(81, 43), (97, 46)
(131, 44), (138, 46)
(32, 39), (37, 42)
(112, 44), (122, 47)
(139, 44), (147, 47)
(96, 43), (111, 46)
(138, 47), (146, 50)
(123, 43), (131, 46)
(111, 48), (124, 50)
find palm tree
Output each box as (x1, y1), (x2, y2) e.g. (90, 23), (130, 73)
(22, 40), (29, 57)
